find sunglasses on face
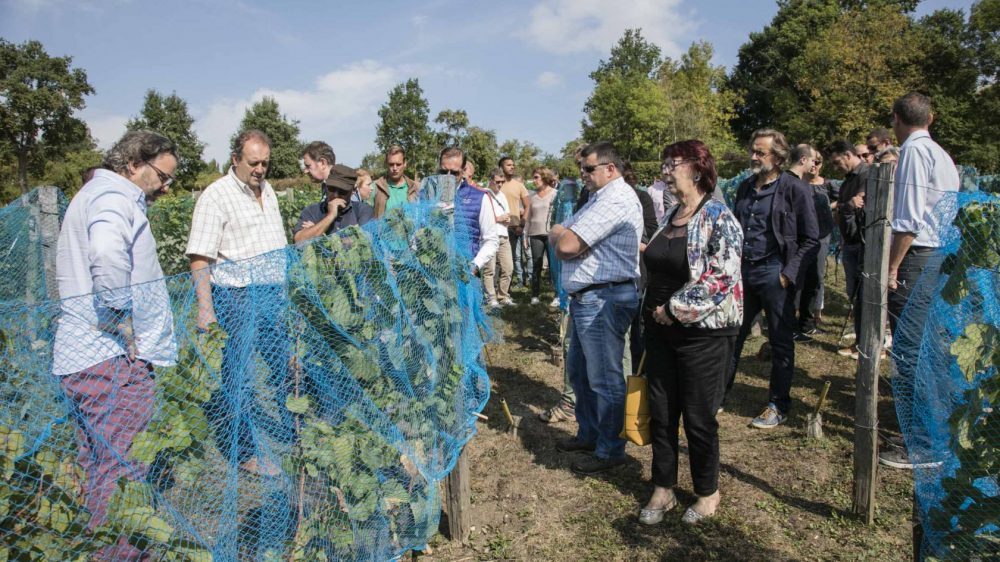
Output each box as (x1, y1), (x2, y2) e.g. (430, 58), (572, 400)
(438, 168), (463, 177)
(580, 162), (611, 174)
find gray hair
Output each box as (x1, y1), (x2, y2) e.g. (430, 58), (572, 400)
(103, 130), (177, 175)
(231, 129), (271, 161)
(302, 140), (335, 166)
(892, 92), (932, 128)
(789, 143), (814, 164)
(750, 128), (790, 166)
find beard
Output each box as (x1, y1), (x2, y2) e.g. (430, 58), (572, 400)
(751, 161), (774, 175)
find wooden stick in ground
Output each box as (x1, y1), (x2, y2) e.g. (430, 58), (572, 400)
(444, 448), (471, 542)
(852, 162), (895, 524)
(806, 380), (832, 439)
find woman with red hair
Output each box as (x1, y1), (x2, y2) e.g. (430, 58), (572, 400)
(639, 140), (743, 526)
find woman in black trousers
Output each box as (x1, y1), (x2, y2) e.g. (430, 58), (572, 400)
(639, 140), (744, 525)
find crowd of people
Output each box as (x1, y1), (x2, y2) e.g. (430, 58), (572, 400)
(51, 89), (959, 554)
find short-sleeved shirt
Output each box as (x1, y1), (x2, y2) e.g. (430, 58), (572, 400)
(525, 188), (557, 236)
(500, 178), (529, 227)
(385, 180), (409, 211)
(736, 178), (780, 262)
(560, 177), (643, 293)
(185, 168), (288, 287)
(892, 130), (960, 248)
(293, 200), (375, 239)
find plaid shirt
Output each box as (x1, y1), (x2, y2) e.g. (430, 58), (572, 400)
(186, 168), (287, 287)
(560, 176), (643, 293)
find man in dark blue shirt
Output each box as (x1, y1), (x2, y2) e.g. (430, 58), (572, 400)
(293, 164), (375, 243)
(727, 129), (819, 429)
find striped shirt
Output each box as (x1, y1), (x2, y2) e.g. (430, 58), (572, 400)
(53, 170), (176, 375)
(560, 176), (643, 293)
(891, 130), (960, 248)
(185, 168), (287, 286)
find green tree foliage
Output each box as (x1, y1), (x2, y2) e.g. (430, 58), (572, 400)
(499, 139), (545, 179)
(233, 97), (302, 179)
(591, 28), (662, 81)
(126, 90), (206, 190)
(462, 126), (500, 179)
(374, 79), (434, 177)
(0, 39), (94, 195)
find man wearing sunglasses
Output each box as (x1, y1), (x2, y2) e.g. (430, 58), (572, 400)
(293, 164), (374, 243)
(419, 146), (466, 210)
(449, 147), (499, 276)
(53, 130), (179, 559)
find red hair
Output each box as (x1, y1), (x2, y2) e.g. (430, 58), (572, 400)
(661, 140), (718, 194)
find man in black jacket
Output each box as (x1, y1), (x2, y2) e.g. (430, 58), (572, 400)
(827, 140), (870, 357)
(727, 129), (819, 428)
(293, 164), (375, 243)
(788, 144), (835, 339)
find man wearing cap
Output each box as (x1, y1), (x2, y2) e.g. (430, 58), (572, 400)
(294, 163), (375, 243)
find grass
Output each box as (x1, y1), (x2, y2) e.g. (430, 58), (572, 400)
(417, 258), (915, 562)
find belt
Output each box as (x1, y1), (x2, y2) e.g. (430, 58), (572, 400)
(907, 245), (936, 255)
(570, 279), (634, 299)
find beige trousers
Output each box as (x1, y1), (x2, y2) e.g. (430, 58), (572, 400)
(483, 235), (513, 300)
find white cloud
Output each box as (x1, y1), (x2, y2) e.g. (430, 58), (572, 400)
(536, 71), (563, 89)
(81, 110), (128, 149)
(196, 60), (402, 166)
(523, 0), (692, 58)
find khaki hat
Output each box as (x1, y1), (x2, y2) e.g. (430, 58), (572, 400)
(325, 163), (358, 192)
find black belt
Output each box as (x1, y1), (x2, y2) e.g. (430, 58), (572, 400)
(570, 280), (634, 299)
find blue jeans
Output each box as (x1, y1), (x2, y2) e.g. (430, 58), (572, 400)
(206, 284), (294, 465)
(729, 258), (797, 414)
(567, 283), (639, 459)
(510, 230), (529, 285)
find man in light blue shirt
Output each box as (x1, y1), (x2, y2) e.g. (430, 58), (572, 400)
(53, 130), (178, 554)
(883, 91), (960, 471)
(549, 141), (642, 474)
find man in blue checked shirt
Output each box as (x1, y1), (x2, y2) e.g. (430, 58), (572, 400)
(549, 141), (643, 475)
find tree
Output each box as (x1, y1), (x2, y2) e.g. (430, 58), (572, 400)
(233, 97), (302, 179)
(498, 139), (546, 179)
(374, 79), (434, 177)
(462, 126), (499, 179)
(433, 109), (470, 147)
(591, 28), (662, 81)
(0, 39), (94, 194)
(127, 90), (207, 189)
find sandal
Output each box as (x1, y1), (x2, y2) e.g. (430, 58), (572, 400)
(639, 498), (678, 525)
(539, 403), (575, 423)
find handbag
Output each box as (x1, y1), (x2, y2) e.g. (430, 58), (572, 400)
(620, 351), (651, 446)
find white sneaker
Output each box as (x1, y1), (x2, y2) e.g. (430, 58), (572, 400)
(488, 299), (501, 309)
(500, 298), (515, 306)
(550, 297), (560, 308)
(530, 297), (540, 305)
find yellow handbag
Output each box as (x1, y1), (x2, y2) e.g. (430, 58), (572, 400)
(620, 351), (651, 446)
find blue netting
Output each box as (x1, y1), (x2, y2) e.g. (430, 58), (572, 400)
(0, 190), (491, 561)
(892, 190), (1000, 560)
(547, 178), (581, 311)
(0, 187), (67, 303)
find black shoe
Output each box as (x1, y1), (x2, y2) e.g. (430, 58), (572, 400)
(793, 332), (813, 343)
(555, 437), (596, 453)
(571, 455), (626, 475)
(805, 327), (826, 336)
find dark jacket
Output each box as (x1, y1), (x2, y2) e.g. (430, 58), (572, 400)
(811, 181), (835, 239)
(734, 171), (820, 286)
(294, 199), (375, 239)
(837, 163), (870, 246)
(372, 176), (419, 218)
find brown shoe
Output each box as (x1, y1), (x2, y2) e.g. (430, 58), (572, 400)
(555, 437), (596, 453)
(539, 403), (575, 423)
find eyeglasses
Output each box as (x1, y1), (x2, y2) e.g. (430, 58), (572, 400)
(438, 168), (463, 177)
(580, 162), (612, 174)
(661, 159), (693, 172)
(750, 149), (771, 158)
(146, 161), (175, 188)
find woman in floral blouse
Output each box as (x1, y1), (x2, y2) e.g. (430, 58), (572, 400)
(639, 140), (744, 526)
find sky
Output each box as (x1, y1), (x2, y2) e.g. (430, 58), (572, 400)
(0, 0), (976, 167)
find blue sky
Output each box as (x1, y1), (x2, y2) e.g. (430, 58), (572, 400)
(0, 0), (975, 167)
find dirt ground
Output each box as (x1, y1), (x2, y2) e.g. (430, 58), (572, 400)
(420, 259), (915, 562)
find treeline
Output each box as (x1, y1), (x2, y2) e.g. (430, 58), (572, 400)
(2, 0), (998, 203)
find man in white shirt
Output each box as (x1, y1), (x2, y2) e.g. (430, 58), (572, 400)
(53, 130), (178, 555)
(882, 92), (960, 470)
(446, 147), (499, 275)
(186, 129), (291, 477)
(482, 169), (514, 307)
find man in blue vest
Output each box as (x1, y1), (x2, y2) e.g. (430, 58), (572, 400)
(447, 146), (499, 275)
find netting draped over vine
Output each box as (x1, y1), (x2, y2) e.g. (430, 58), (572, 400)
(0, 192), (491, 561)
(0, 187), (67, 303)
(892, 190), (999, 560)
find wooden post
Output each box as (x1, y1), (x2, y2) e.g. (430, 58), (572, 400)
(38, 186), (61, 301)
(444, 447), (471, 542)
(852, 162), (895, 523)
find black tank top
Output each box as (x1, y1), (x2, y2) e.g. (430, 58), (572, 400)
(643, 222), (688, 307)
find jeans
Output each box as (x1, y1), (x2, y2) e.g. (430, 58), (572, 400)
(567, 283), (639, 459)
(529, 235), (549, 298)
(728, 258), (797, 414)
(798, 235), (830, 332)
(206, 284), (294, 465)
(842, 242), (864, 338)
(510, 230), (528, 285)
(483, 235), (513, 300)
(645, 317), (732, 495)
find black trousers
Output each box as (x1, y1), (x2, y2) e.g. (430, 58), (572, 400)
(645, 315), (734, 496)
(528, 235), (548, 298)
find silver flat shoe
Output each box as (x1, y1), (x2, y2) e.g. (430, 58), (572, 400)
(639, 500), (677, 525)
(681, 506), (713, 524)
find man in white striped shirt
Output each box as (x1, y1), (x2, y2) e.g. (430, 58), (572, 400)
(549, 141), (643, 475)
(186, 129), (291, 477)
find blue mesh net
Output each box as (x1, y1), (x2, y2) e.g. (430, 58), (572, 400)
(892, 189), (1000, 560)
(0, 187), (68, 303)
(0, 190), (491, 561)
